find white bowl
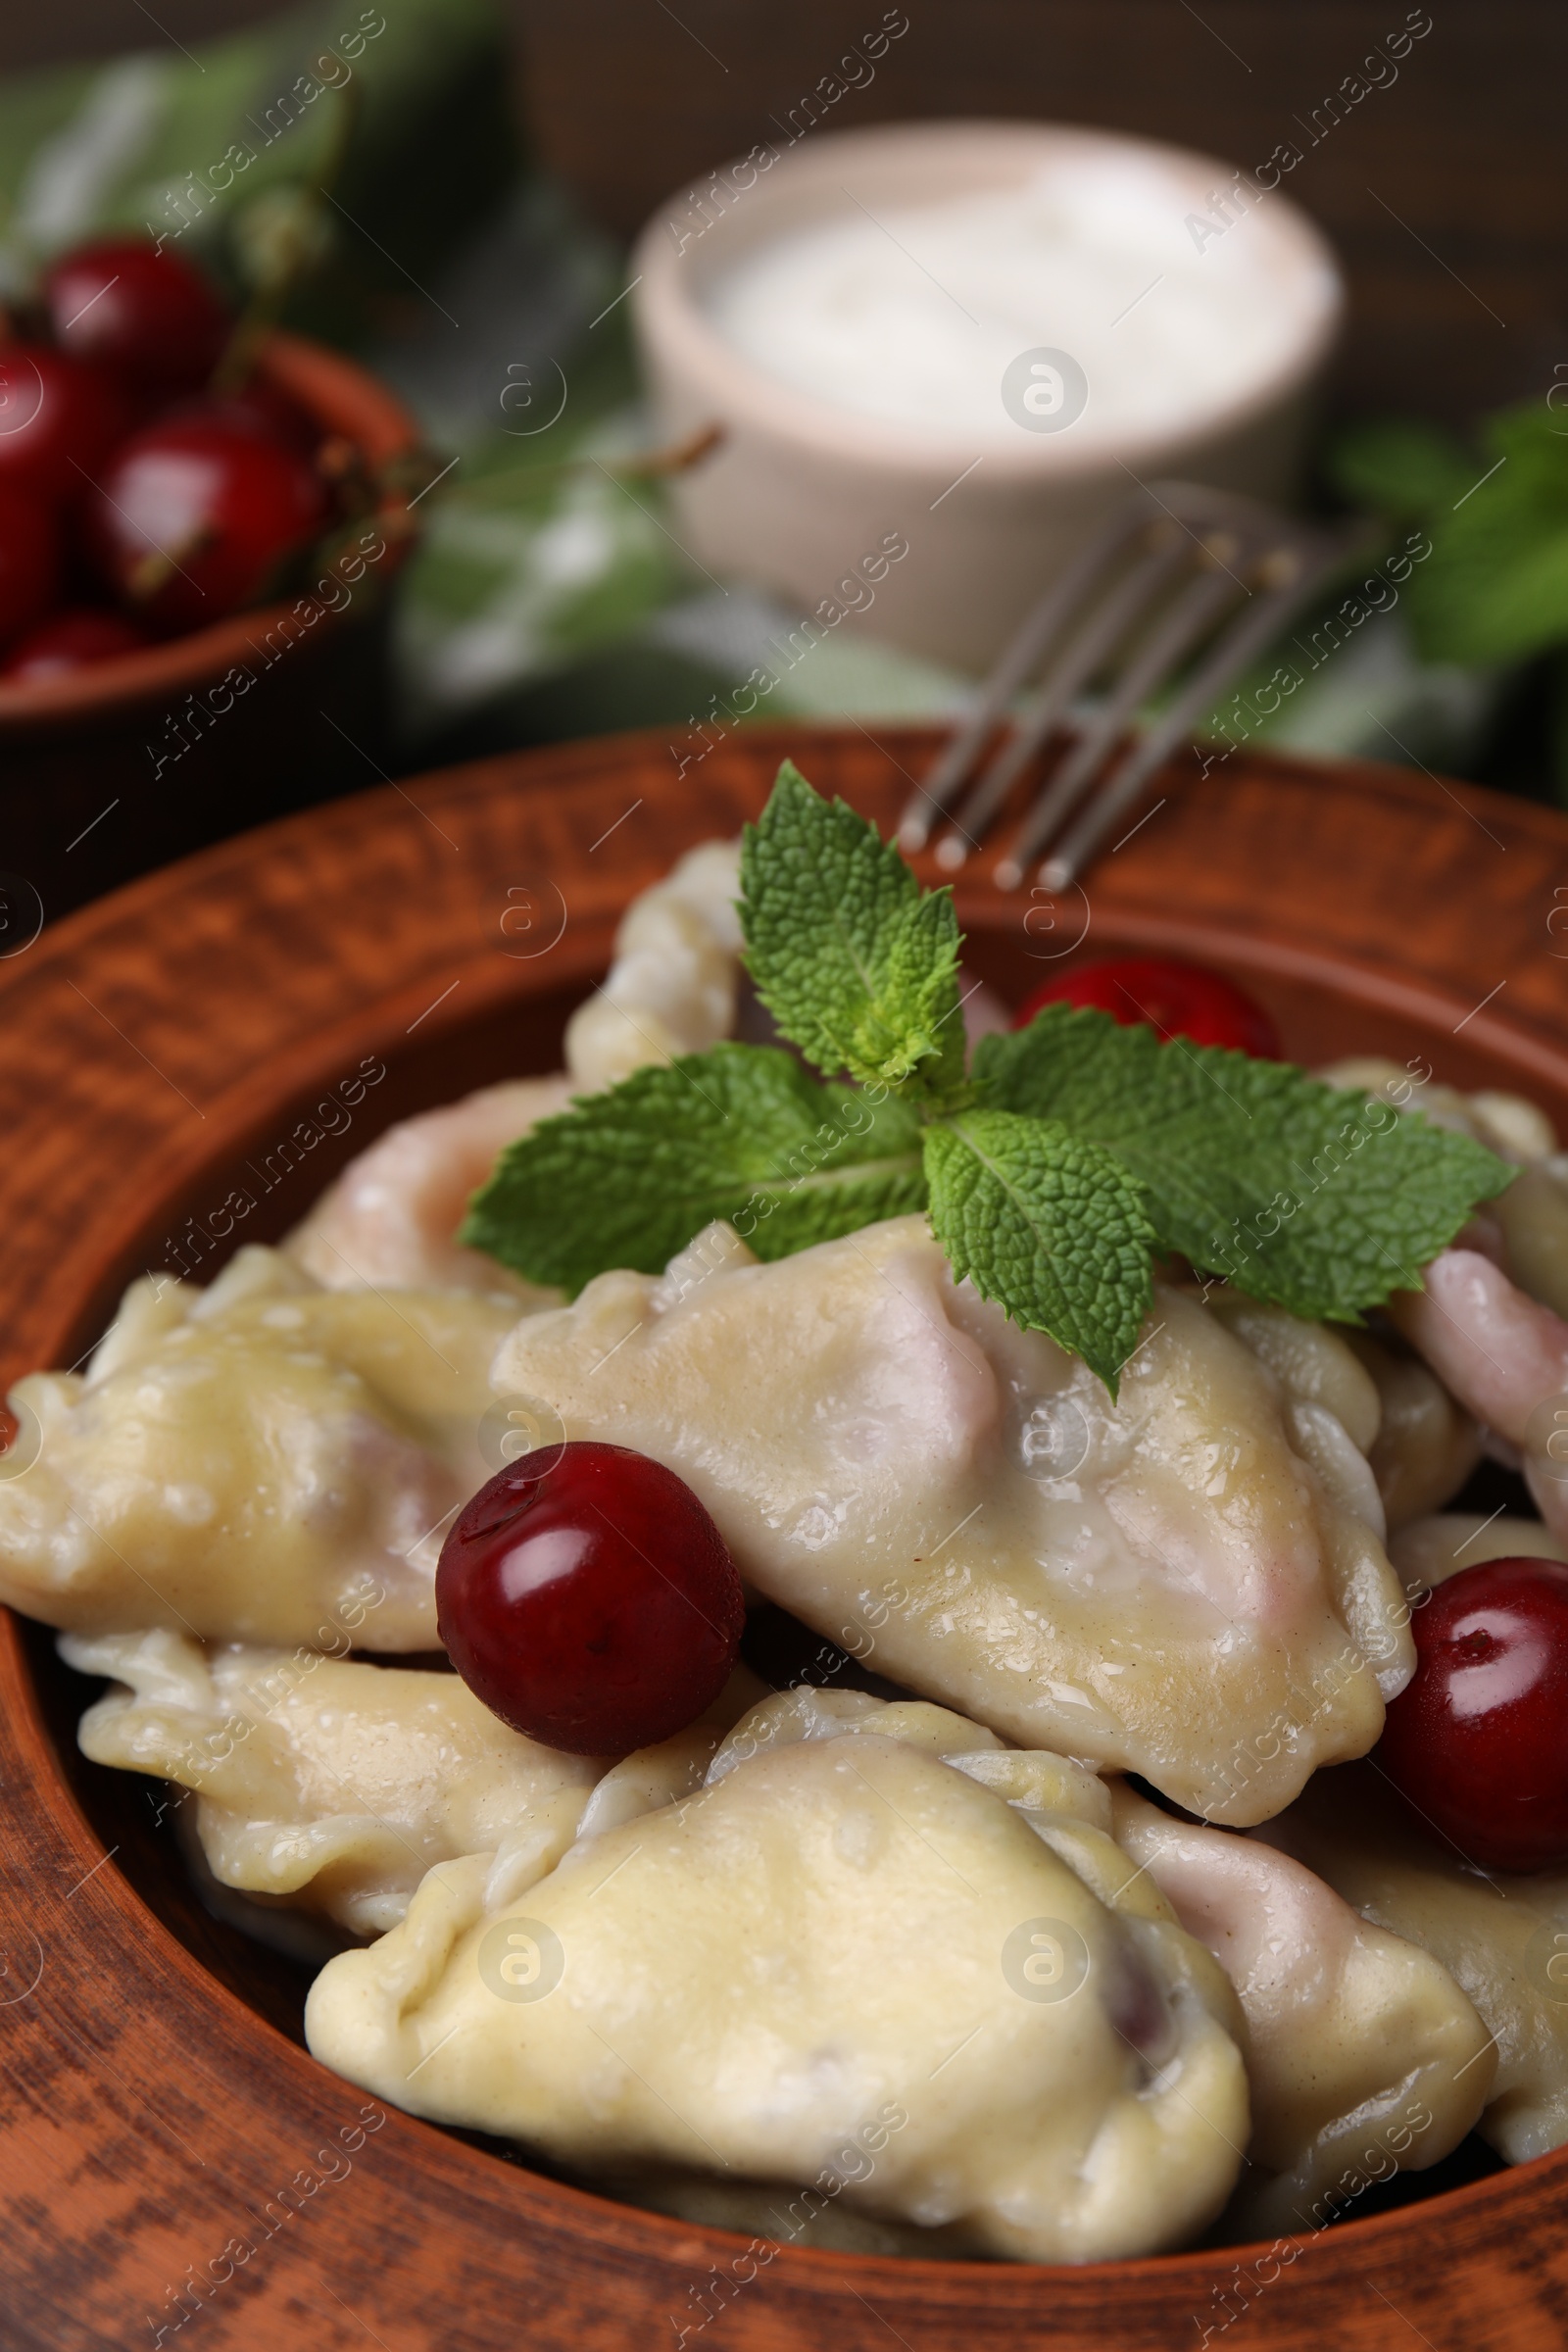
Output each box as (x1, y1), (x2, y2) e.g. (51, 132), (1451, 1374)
(631, 120), (1345, 671)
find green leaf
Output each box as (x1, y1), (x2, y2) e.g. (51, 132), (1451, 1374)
(922, 1110), (1155, 1395)
(462, 1043), (926, 1294)
(1325, 405), (1568, 668)
(739, 760), (965, 1098)
(973, 1005), (1513, 1322)
(1326, 418), (1475, 519)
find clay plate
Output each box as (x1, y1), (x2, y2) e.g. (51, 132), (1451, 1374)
(3, 722), (1566, 2350)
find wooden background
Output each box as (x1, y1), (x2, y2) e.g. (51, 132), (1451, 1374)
(0, 1), (1559, 425)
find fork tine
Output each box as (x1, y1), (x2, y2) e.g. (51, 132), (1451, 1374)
(896, 490), (1160, 852)
(932, 533), (1189, 871)
(1035, 532), (1348, 891)
(995, 562), (1238, 888)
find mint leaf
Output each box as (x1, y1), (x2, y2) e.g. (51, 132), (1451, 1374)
(975, 1005), (1512, 1321)
(462, 1043), (926, 1293)
(1404, 407), (1568, 666)
(923, 1110), (1154, 1394)
(1327, 417), (1475, 519)
(1330, 404), (1568, 667)
(739, 760), (965, 1098)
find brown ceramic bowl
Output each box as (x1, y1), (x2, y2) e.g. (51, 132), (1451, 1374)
(3, 723), (1567, 2349)
(0, 330), (421, 924)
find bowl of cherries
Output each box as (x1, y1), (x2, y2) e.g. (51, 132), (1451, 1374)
(0, 235), (423, 916)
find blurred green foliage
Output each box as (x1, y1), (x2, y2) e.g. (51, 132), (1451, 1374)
(0, 0), (517, 347)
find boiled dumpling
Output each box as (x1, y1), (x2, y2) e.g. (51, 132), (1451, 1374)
(1388, 1511), (1568, 1595)
(286, 1075), (571, 1298)
(1348, 1333), (1483, 1532)
(65, 1630), (599, 1936)
(1390, 1248), (1568, 1542)
(563, 840), (742, 1090)
(1109, 1785), (1493, 2231)
(1201, 1298), (1477, 1538)
(1254, 1762), (1568, 2164)
(492, 1215), (1412, 1823)
(63, 1630), (765, 1936)
(306, 1690), (1249, 2262)
(0, 1246), (515, 1647)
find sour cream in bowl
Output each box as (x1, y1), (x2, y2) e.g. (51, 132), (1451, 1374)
(632, 122), (1344, 669)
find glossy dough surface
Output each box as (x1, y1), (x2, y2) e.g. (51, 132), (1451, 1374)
(493, 1216), (1410, 1821)
(286, 1075), (572, 1299)
(563, 839), (743, 1090)
(63, 1630), (607, 1936)
(1391, 1248), (1568, 1543)
(1109, 1785), (1493, 2230)
(1255, 1763), (1568, 2164)
(0, 1247), (515, 1646)
(306, 1693), (1249, 2263)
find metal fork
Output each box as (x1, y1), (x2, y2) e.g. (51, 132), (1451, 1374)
(898, 480), (1354, 892)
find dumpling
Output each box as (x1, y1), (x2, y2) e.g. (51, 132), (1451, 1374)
(1254, 1762), (1568, 2164)
(492, 1215), (1411, 1823)
(1491, 1161), (1568, 1324)
(1108, 1785), (1494, 2231)
(286, 1075), (571, 1298)
(1348, 1334), (1483, 1532)
(306, 1690), (1249, 2263)
(1388, 1511), (1567, 1595)
(282, 846), (745, 1298)
(564, 840), (742, 1091)
(1203, 1297), (1478, 1537)
(62, 1630), (765, 1937)
(1389, 1248), (1568, 1541)
(0, 1246), (515, 1648)
(64, 1630), (598, 1936)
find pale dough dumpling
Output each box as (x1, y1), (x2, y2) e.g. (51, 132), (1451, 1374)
(62, 1632), (766, 1937)
(1108, 1785), (1493, 2231)
(306, 1694), (1249, 2262)
(0, 1247), (515, 1648)
(1204, 1293), (1481, 1535)
(1491, 1161), (1568, 1324)
(284, 846), (742, 1294)
(563, 839), (742, 1091)
(492, 1215), (1411, 1823)
(63, 1630), (600, 1936)
(1388, 1512), (1568, 1596)
(1348, 1334), (1483, 1532)
(1254, 1762), (1568, 2164)
(1390, 1248), (1568, 1543)
(286, 1075), (571, 1298)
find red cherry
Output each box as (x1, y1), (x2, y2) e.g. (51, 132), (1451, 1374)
(0, 485), (61, 645)
(45, 239), (229, 398)
(1379, 1558), (1568, 1873)
(436, 1442), (746, 1754)
(163, 381), (319, 455)
(83, 413), (328, 634)
(0, 608), (147, 682)
(0, 344), (128, 504)
(1014, 956), (1281, 1056)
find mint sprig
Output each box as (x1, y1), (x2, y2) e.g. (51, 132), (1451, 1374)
(740, 760), (967, 1101)
(463, 1045), (924, 1292)
(973, 1006), (1510, 1321)
(924, 1111), (1155, 1387)
(466, 763), (1513, 1394)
